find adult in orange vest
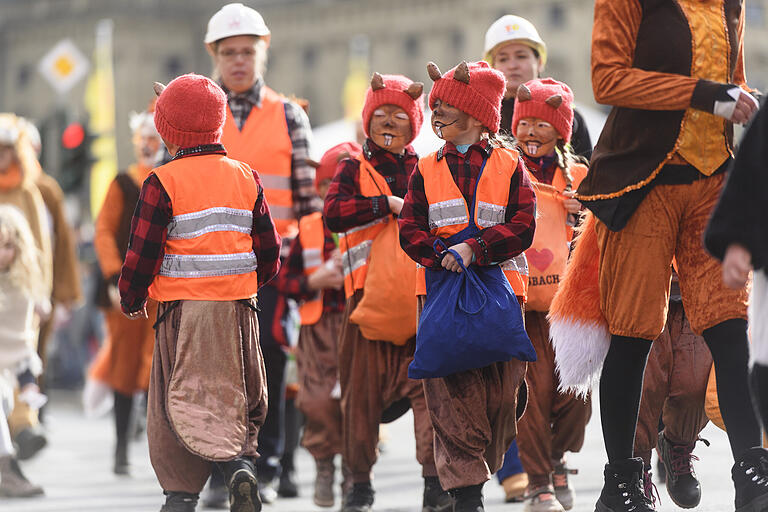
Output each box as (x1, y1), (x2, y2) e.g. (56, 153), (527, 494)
(509, 78), (590, 512)
(91, 107), (162, 476)
(118, 74), (281, 512)
(324, 72), (452, 512)
(483, 14), (592, 160)
(399, 60), (536, 512)
(277, 141), (360, 509)
(204, 4), (321, 502)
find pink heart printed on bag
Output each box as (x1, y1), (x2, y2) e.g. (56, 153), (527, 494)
(527, 248), (554, 272)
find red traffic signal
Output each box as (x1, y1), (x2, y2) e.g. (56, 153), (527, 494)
(62, 122), (85, 149)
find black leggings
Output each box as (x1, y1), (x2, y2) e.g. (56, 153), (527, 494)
(600, 319), (761, 463)
(704, 319), (761, 457)
(599, 335), (653, 462)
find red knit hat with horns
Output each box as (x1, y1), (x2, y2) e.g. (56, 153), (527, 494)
(361, 73), (424, 143)
(427, 61), (506, 133)
(153, 73), (227, 147)
(512, 78), (574, 143)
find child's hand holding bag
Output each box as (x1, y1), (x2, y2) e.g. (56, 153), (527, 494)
(409, 240), (536, 379)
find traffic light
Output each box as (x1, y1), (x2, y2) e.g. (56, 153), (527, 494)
(59, 119), (94, 193)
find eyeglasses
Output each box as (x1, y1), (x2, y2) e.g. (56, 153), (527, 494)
(218, 48), (257, 60)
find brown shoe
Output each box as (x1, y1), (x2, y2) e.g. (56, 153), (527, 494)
(314, 457), (335, 508)
(502, 472), (528, 502)
(0, 455), (44, 498)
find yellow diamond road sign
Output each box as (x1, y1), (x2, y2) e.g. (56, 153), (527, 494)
(38, 39), (89, 95)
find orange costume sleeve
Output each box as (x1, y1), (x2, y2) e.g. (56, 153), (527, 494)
(591, 0), (701, 111)
(93, 180), (126, 279)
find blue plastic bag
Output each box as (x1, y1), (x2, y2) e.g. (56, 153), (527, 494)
(409, 241), (536, 379)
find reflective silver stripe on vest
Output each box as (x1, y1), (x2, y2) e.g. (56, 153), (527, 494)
(302, 248), (323, 270)
(159, 251), (259, 278)
(268, 204), (294, 221)
(260, 174), (292, 191)
(476, 201), (507, 228)
(337, 217), (388, 238)
(501, 253), (529, 276)
(342, 240), (373, 277)
(167, 207), (252, 240)
(428, 199), (468, 230)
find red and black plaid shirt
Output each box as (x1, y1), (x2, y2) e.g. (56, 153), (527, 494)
(118, 147), (281, 314)
(399, 140), (536, 268)
(323, 139), (418, 233)
(276, 217), (345, 314)
(520, 150), (558, 185)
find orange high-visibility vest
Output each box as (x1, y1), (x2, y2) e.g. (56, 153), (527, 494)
(221, 86), (296, 238)
(415, 147), (529, 299)
(338, 156), (392, 298)
(148, 154), (261, 302)
(297, 211), (325, 325)
(525, 163), (588, 311)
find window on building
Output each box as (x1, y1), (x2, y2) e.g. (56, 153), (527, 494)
(17, 64), (31, 88)
(164, 56), (183, 79)
(451, 30), (464, 54)
(549, 4), (566, 28)
(303, 47), (317, 69)
(404, 35), (421, 56)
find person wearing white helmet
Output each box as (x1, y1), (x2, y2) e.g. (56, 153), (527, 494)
(482, 15), (592, 511)
(203, 3), (321, 507)
(483, 15), (592, 159)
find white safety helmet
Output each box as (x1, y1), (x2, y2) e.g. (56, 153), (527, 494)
(484, 15), (547, 68)
(204, 3), (270, 45)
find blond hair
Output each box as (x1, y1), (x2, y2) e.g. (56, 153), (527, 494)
(0, 205), (47, 303)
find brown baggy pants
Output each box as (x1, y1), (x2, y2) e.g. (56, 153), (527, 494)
(296, 311), (344, 461)
(148, 300), (268, 494)
(417, 291), (526, 490)
(516, 311), (591, 479)
(339, 291), (437, 483)
(634, 301), (712, 465)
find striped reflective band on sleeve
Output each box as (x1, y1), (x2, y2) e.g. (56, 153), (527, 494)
(268, 204), (294, 221)
(259, 174), (292, 190)
(476, 201), (507, 228)
(167, 207), (252, 240)
(302, 248), (323, 270)
(427, 199), (468, 230)
(341, 240), (373, 277)
(501, 253), (529, 276)
(159, 251), (259, 278)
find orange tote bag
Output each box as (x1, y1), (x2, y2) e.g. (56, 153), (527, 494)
(525, 181), (570, 311)
(349, 218), (418, 345)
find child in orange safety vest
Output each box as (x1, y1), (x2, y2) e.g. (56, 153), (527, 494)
(323, 72), (453, 512)
(118, 74), (281, 512)
(276, 141), (360, 509)
(398, 60), (537, 512)
(509, 78), (591, 512)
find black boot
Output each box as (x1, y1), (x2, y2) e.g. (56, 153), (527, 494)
(160, 491), (198, 512)
(218, 457), (261, 512)
(277, 469), (298, 498)
(343, 481), (374, 512)
(114, 391), (133, 475)
(422, 476), (453, 512)
(732, 447), (768, 512)
(656, 432), (707, 508)
(451, 483), (484, 512)
(595, 458), (655, 512)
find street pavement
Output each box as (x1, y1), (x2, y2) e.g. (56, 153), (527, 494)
(2, 390), (738, 512)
